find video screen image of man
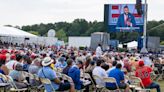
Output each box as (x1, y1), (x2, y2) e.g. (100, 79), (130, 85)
(117, 5), (136, 27)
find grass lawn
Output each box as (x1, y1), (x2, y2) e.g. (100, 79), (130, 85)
(151, 80), (164, 92)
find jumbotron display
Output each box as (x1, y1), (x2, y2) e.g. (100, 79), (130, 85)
(104, 4), (145, 32)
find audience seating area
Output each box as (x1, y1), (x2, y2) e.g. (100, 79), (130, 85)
(0, 64), (163, 92)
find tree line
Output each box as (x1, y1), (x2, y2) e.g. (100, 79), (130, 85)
(12, 19), (164, 43)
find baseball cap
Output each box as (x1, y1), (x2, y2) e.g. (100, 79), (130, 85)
(139, 60), (144, 67)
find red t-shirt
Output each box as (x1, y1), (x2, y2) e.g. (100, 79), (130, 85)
(135, 66), (152, 87)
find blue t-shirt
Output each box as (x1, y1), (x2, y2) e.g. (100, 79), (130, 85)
(23, 64), (30, 72)
(68, 66), (83, 90)
(9, 70), (22, 81)
(0, 70), (5, 75)
(0, 70), (5, 83)
(55, 61), (67, 69)
(106, 68), (124, 87)
(38, 66), (59, 92)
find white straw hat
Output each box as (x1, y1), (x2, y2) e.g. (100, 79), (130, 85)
(42, 57), (54, 66)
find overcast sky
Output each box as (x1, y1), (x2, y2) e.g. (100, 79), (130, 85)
(0, 0), (163, 26)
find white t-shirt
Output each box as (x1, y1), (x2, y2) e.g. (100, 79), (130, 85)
(118, 60), (124, 68)
(93, 66), (107, 86)
(96, 46), (102, 57)
(142, 56), (152, 66)
(5, 60), (18, 70)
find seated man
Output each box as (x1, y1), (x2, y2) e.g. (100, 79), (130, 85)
(38, 57), (75, 92)
(135, 60), (161, 92)
(106, 63), (129, 92)
(62, 59), (73, 75)
(68, 60), (89, 92)
(92, 59), (107, 86)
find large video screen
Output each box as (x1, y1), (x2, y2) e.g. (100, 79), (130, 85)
(104, 4), (145, 32)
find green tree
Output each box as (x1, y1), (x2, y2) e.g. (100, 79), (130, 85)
(20, 19), (164, 42)
(56, 29), (67, 42)
(160, 41), (164, 45)
(22, 25), (31, 32)
(29, 31), (39, 35)
(68, 19), (89, 36)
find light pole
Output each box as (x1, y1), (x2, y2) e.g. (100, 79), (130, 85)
(140, 0), (148, 53)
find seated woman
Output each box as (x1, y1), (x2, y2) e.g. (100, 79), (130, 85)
(154, 59), (162, 74)
(0, 54), (9, 83)
(55, 57), (67, 69)
(9, 63), (29, 89)
(23, 55), (32, 72)
(84, 56), (92, 70)
(0, 54), (9, 75)
(85, 60), (96, 85)
(28, 58), (42, 86)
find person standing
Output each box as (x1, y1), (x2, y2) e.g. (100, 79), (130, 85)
(96, 44), (102, 58)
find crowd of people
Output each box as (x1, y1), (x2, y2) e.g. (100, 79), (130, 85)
(0, 43), (163, 92)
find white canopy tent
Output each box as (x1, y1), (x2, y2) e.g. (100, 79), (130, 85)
(0, 26), (37, 45)
(127, 41), (138, 49)
(0, 26), (37, 37)
(0, 26), (59, 46)
(118, 41), (138, 50)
